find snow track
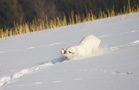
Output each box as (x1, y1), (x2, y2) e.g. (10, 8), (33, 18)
(0, 55), (67, 87)
(0, 62), (54, 86)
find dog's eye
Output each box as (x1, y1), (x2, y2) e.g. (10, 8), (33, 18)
(69, 51), (72, 53)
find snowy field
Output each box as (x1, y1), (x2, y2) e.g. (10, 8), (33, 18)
(0, 13), (139, 90)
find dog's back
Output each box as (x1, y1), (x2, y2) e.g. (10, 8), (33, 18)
(75, 35), (101, 56)
(80, 35), (101, 51)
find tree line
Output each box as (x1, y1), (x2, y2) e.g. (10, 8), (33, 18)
(0, 0), (138, 29)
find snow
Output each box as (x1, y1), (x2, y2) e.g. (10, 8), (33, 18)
(0, 13), (139, 90)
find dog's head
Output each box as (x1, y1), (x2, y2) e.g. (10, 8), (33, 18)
(61, 47), (77, 60)
(61, 47), (75, 55)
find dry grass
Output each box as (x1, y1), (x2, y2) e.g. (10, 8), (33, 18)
(0, 1), (139, 38)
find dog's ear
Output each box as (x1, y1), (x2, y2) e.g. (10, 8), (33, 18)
(61, 48), (66, 54)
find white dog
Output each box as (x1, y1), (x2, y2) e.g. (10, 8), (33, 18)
(61, 35), (101, 60)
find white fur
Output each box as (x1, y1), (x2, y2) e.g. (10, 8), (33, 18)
(61, 35), (101, 60)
